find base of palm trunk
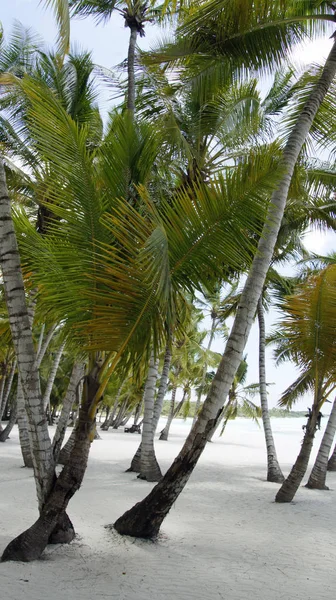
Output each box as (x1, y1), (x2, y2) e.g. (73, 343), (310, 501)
(114, 496), (166, 539)
(126, 444), (141, 473)
(267, 468), (284, 484)
(159, 429), (168, 441)
(1, 510), (75, 562)
(58, 438), (74, 465)
(305, 481), (329, 490)
(48, 511), (75, 544)
(137, 465), (162, 482)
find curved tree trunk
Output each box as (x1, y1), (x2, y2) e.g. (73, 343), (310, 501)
(17, 380), (34, 468)
(327, 442), (336, 471)
(306, 397), (336, 489)
(112, 397), (129, 429)
(257, 296), (284, 483)
(275, 406), (319, 502)
(101, 385), (123, 430)
(0, 397), (17, 442)
(153, 344), (172, 432)
(159, 385), (177, 441)
(52, 362), (85, 463)
(113, 42), (336, 538)
(133, 399), (143, 425)
(43, 340), (66, 418)
(0, 367), (7, 429)
(127, 26), (137, 113)
(192, 316), (216, 427)
(0, 360), (16, 426)
(1, 363), (100, 562)
(58, 423), (77, 465)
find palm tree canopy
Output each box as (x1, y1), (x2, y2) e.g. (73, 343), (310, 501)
(271, 264), (336, 408)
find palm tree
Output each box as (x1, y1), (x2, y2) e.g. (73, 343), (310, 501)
(1, 55), (278, 560)
(137, 353), (162, 481)
(306, 397), (336, 489)
(112, 2), (336, 536)
(272, 265), (336, 502)
(55, 0), (171, 113)
(216, 356), (261, 436)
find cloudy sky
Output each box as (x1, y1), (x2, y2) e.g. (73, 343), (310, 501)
(1, 1), (336, 410)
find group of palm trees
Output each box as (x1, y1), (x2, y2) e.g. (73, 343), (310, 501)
(0, 0), (336, 562)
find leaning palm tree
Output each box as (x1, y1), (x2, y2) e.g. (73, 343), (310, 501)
(306, 397), (336, 489)
(112, 1), (336, 537)
(1, 59), (278, 560)
(271, 265), (336, 502)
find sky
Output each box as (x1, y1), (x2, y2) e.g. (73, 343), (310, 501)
(1, 1), (336, 410)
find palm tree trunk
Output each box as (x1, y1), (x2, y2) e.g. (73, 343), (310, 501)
(275, 406), (319, 502)
(306, 398), (336, 490)
(36, 324), (57, 367)
(159, 385), (177, 441)
(0, 360), (16, 425)
(127, 355), (161, 477)
(127, 26), (137, 113)
(0, 368), (6, 428)
(327, 442), (336, 471)
(153, 343), (172, 432)
(1, 363), (100, 562)
(101, 385), (123, 430)
(0, 156), (54, 504)
(192, 316), (216, 427)
(58, 424), (76, 465)
(52, 362), (85, 463)
(112, 397), (129, 428)
(113, 40), (336, 538)
(133, 398), (143, 425)
(43, 340), (66, 415)
(138, 355), (161, 481)
(128, 344), (172, 473)
(0, 397), (17, 442)
(17, 380), (34, 468)
(257, 296), (284, 483)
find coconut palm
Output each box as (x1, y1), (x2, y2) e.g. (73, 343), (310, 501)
(112, 0), (336, 537)
(306, 397), (336, 489)
(271, 265), (336, 502)
(0, 51), (281, 560)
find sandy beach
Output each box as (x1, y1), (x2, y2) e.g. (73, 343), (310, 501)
(1, 418), (335, 600)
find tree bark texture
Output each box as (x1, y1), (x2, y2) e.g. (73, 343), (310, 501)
(0, 397), (17, 442)
(127, 26), (137, 112)
(257, 296), (284, 483)
(1, 362), (101, 562)
(138, 355), (161, 481)
(153, 343), (172, 433)
(17, 379), (34, 468)
(52, 362), (85, 463)
(306, 397), (336, 489)
(192, 316), (216, 427)
(159, 385), (177, 441)
(0, 157), (54, 504)
(113, 41), (336, 538)
(275, 407), (319, 502)
(43, 340), (66, 411)
(327, 442), (336, 471)
(0, 360), (16, 425)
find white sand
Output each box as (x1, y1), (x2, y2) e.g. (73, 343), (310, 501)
(1, 418), (335, 600)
